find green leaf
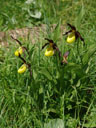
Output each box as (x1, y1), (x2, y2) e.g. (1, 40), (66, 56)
(64, 63), (81, 71)
(52, 19), (61, 42)
(33, 69), (37, 80)
(44, 119), (64, 128)
(39, 68), (52, 80)
(66, 118), (78, 128)
(82, 44), (96, 65)
(83, 107), (96, 127)
(75, 1), (85, 28)
(39, 86), (43, 94)
(0, 17), (3, 26)
(64, 63), (85, 78)
(76, 79), (80, 87)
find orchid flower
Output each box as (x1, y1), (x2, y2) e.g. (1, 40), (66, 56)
(61, 51), (70, 65)
(15, 47), (23, 56)
(42, 38), (61, 57)
(63, 23), (84, 44)
(18, 64), (27, 74)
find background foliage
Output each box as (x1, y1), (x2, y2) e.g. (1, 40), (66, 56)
(0, 0), (96, 128)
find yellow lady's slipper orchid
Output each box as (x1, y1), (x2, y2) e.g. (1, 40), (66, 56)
(64, 23), (84, 45)
(67, 32), (76, 43)
(18, 64), (27, 74)
(42, 38), (61, 58)
(45, 47), (54, 57)
(15, 47), (23, 56)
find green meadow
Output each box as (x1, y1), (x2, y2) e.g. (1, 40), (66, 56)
(0, 0), (96, 127)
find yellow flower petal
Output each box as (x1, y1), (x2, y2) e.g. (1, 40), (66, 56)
(14, 47), (23, 56)
(19, 47), (23, 54)
(45, 47), (54, 57)
(15, 50), (19, 56)
(18, 64), (27, 74)
(67, 33), (76, 43)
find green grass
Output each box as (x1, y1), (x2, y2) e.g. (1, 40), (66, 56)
(0, 0), (96, 128)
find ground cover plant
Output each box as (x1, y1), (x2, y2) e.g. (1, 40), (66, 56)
(0, 0), (96, 128)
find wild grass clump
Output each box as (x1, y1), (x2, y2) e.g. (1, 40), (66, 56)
(0, 0), (96, 128)
(0, 21), (96, 128)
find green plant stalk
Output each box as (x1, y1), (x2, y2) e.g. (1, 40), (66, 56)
(63, 92), (66, 128)
(82, 99), (94, 128)
(76, 39), (83, 64)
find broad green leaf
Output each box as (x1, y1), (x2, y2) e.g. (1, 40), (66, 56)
(76, 79), (80, 87)
(44, 119), (64, 128)
(66, 118), (78, 128)
(82, 44), (96, 65)
(0, 18), (3, 26)
(33, 69), (37, 80)
(75, 1), (85, 28)
(39, 87), (43, 94)
(39, 68), (52, 80)
(64, 63), (85, 78)
(83, 107), (96, 128)
(52, 19), (61, 42)
(42, 108), (58, 115)
(64, 63), (81, 71)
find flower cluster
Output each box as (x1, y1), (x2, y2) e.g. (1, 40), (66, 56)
(14, 47), (23, 57)
(11, 36), (32, 76)
(12, 23), (84, 75)
(42, 23), (84, 64)
(42, 38), (61, 57)
(64, 23), (84, 44)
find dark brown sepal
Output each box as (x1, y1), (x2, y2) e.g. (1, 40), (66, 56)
(45, 38), (54, 43)
(42, 43), (49, 50)
(11, 36), (22, 46)
(67, 23), (76, 30)
(63, 30), (72, 36)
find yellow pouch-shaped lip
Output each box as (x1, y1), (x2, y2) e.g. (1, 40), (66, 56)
(45, 47), (54, 57)
(18, 64), (27, 74)
(15, 47), (23, 56)
(67, 33), (76, 43)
